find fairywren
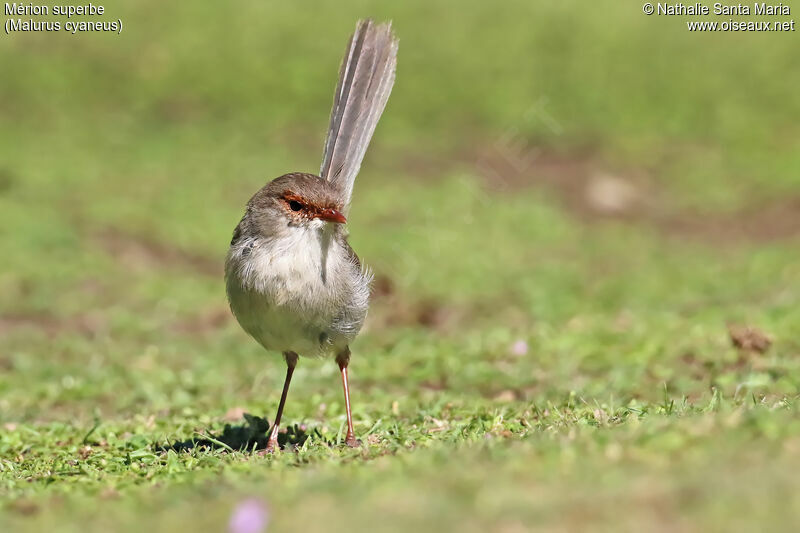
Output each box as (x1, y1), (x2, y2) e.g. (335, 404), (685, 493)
(225, 19), (398, 451)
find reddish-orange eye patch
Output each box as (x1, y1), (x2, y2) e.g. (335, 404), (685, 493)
(282, 192), (307, 211)
(280, 191), (346, 224)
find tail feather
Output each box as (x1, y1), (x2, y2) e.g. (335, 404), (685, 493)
(320, 19), (398, 211)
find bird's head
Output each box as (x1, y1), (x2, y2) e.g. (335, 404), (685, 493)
(244, 173), (347, 236)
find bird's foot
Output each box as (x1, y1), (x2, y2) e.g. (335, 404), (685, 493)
(258, 439), (280, 455)
(344, 434), (360, 448)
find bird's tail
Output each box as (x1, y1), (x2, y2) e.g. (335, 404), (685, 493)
(319, 19), (398, 211)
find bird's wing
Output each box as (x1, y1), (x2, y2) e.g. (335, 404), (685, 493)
(319, 19), (398, 214)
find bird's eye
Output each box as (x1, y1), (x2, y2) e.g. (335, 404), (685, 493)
(289, 200), (303, 211)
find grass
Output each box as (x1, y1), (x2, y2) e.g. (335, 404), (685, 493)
(1, 1), (800, 531)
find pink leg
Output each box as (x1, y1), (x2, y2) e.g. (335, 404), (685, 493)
(337, 348), (358, 447)
(265, 351), (298, 453)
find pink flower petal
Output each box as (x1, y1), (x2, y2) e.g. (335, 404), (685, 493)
(510, 339), (528, 356)
(229, 499), (269, 533)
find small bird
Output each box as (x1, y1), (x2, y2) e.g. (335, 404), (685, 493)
(225, 19), (398, 452)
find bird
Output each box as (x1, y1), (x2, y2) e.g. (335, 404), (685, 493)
(224, 19), (398, 452)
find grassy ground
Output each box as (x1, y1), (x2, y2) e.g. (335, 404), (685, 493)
(1, 1), (799, 531)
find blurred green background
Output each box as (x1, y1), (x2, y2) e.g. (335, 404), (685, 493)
(1, 1), (799, 531)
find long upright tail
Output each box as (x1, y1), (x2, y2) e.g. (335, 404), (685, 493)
(320, 19), (398, 212)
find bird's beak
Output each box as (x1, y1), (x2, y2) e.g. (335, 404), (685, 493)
(317, 208), (347, 224)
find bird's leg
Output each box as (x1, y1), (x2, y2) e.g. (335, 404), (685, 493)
(336, 348), (359, 447)
(265, 351), (298, 453)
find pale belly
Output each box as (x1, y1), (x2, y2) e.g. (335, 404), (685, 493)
(226, 278), (351, 356)
(224, 227), (370, 357)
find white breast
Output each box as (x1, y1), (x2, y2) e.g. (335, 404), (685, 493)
(225, 221), (370, 357)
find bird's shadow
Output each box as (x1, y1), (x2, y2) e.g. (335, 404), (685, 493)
(155, 413), (321, 453)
